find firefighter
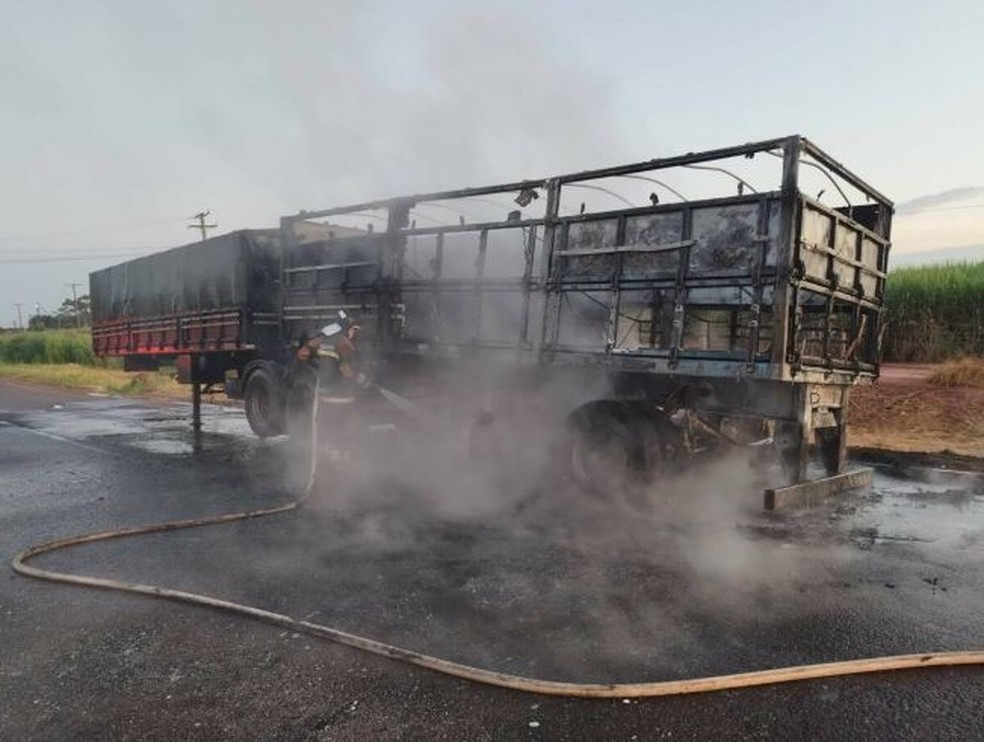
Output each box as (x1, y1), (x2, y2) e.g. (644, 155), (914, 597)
(284, 333), (324, 444)
(319, 310), (371, 392)
(283, 311), (371, 474)
(283, 310), (367, 420)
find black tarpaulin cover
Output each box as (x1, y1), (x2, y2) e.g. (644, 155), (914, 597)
(89, 230), (281, 323)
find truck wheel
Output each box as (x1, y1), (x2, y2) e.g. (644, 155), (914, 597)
(565, 401), (645, 494)
(244, 367), (285, 438)
(629, 404), (686, 481)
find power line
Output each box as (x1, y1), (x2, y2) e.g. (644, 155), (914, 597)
(0, 251), (161, 265)
(0, 242), (164, 257)
(0, 217), (184, 242)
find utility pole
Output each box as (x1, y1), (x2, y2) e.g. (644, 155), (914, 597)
(65, 282), (83, 328)
(188, 210), (218, 242)
(13, 303), (23, 329)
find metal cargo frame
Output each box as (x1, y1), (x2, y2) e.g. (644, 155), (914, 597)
(279, 136), (891, 380)
(279, 136), (893, 490)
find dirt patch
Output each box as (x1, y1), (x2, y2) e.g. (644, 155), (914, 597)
(877, 364), (938, 384)
(849, 364), (984, 457)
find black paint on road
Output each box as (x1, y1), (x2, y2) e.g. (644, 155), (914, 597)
(2, 380), (984, 740)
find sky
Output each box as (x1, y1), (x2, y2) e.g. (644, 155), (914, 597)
(2, 0), (982, 327)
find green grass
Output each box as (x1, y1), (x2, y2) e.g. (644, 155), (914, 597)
(0, 329), (175, 395)
(0, 329), (95, 365)
(883, 260), (984, 362)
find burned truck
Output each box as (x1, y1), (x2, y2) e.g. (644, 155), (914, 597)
(90, 136), (892, 501)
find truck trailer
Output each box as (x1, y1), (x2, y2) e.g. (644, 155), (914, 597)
(90, 136), (893, 504)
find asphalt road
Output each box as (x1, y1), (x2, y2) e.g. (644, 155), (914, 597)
(2, 380), (984, 741)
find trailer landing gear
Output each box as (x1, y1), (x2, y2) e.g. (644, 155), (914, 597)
(192, 383), (203, 451)
(768, 387), (869, 509)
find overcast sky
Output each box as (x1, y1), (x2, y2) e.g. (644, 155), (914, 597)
(2, 0), (982, 327)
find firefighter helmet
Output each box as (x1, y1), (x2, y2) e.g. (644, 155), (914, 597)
(318, 310), (353, 340)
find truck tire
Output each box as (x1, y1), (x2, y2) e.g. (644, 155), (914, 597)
(564, 401), (646, 494)
(563, 401), (684, 500)
(630, 404), (685, 479)
(244, 366), (285, 438)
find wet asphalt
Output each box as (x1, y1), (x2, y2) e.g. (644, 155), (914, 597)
(2, 379), (984, 741)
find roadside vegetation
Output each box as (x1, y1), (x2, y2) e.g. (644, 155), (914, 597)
(0, 329), (95, 365)
(0, 329), (180, 396)
(928, 357), (984, 389)
(882, 260), (984, 362)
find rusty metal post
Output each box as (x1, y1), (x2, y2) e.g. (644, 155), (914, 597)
(771, 136), (802, 375)
(536, 179), (562, 364)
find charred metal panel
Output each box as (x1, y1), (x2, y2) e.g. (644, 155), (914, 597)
(798, 201), (888, 296)
(546, 196), (782, 367)
(622, 212), (685, 275)
(279, 231), (385, 343)
(790, 199), (889, 373)
(859, 237), (881, 297)
(560, 218), (619, 277)
(834, 203), (890, 238)
(799, 207), (833, 282)
(689, 202), (777, 273)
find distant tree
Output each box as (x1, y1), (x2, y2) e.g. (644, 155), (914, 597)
(56, 299), (74, 323)
(28, 313), (59, 331)
(76, 294), (91, 326)
(54, 293), (91, 328)
(77, 294), (91, 325)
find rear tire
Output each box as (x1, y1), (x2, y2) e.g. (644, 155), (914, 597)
(244, 366), (285, 438)
(564, 401), (685, 500)
(630, 404), (685, 480)
(565, 401), (646, 493)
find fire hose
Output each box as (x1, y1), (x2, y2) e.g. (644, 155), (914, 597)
(12, 383), (984, 699)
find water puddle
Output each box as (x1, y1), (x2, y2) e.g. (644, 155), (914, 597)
(849, 471), (984, 552)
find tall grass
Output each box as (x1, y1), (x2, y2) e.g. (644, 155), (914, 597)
(0, 329), (178, 395)
(883, 261), (984, 362)
(928, 357), (984, 388)
(0, 329), (95, 365)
